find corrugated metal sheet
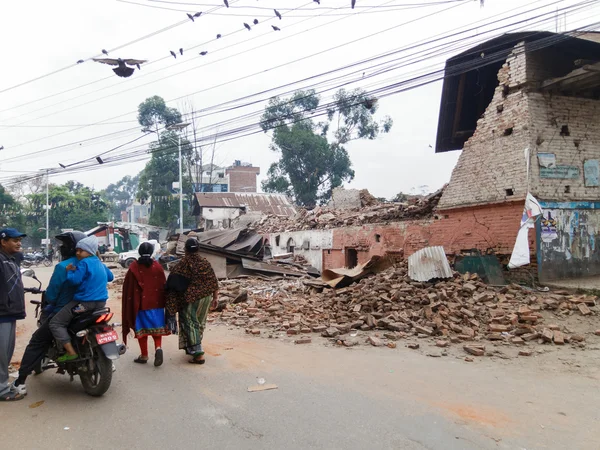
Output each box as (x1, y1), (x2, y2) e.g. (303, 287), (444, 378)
(193, 192), (296, 216)
(408, 246), (453, 282)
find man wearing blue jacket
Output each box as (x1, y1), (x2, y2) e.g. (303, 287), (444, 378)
(50, 235), (114, 363)
(11, 231), (86, 396)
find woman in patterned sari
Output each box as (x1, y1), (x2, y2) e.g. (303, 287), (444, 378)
(165, 237), (219, 364)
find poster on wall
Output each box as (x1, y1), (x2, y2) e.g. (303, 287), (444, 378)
(540, 211), (558, 243)
(537, 153), (556, 168)
(584, 159), (599, 187)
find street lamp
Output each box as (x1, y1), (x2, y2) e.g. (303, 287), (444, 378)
(166, 123), (190, 235)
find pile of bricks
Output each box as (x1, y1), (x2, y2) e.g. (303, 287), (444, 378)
(213, 262), (598, 354)
(252, 189), (444, 234)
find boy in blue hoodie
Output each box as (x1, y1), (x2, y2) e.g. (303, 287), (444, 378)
(49, 235), (114, 362)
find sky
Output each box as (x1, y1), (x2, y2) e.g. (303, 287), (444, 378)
(1, 0), (599, 200)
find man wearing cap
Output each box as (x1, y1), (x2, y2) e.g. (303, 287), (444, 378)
(0, 228), (27, 402)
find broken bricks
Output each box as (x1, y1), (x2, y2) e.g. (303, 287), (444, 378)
(463, 344), (486, 356)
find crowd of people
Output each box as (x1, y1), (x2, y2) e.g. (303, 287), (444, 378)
(0, 227), (219, 402)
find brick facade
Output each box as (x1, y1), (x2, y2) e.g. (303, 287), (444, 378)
(225, 166), (260, 192)
(322, 201), (530, 270)
(439, 44), (531, 210)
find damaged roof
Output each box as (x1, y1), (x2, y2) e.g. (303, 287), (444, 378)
(435, 31), (600, 153)
(192, 192), (296, 217)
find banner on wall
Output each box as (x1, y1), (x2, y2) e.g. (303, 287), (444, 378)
(508, 193), (543, 269)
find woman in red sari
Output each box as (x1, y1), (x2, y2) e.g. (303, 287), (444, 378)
(121, 242), (169, 366)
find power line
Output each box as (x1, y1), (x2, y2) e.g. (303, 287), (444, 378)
(0, 0), (236, 95)
(5, 22), (598, 186)
(0, 0), (588, 166)
(0, 0), (471, 151)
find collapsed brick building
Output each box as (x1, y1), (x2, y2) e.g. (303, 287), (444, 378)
(262, 32), (600, 282)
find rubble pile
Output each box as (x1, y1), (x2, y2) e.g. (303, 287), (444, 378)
(253, 189), (444, 234)
(214, 261), (598, 354)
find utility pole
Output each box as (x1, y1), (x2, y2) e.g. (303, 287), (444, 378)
(166, 123), (190, 235)
(45, 169), (50, 253)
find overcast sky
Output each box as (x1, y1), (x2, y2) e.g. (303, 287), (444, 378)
(1, 0), (598, 200)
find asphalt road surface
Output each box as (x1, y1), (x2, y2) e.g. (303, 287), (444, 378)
(5, 266), (599, 450)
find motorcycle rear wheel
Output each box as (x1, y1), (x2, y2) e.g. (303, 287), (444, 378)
(80, 350), (113, 397)
(43, 259), (52, 267)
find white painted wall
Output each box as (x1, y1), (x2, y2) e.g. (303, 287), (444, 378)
(201, 207), (241, 229)
(268, 230), (333, 271)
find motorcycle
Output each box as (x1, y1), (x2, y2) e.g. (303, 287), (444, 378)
(22, 252), (52, 268)
(21, 269), (126, 397)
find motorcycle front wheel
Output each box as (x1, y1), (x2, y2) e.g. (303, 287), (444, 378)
(80, 349), (113, 397)
(42, 259), (52, 267)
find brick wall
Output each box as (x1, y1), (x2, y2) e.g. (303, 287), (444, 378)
(528, 93), (600, 201)
(226, 166), (260, 192)
(322, 201), (532, 270)
(439, 45), (531, 210)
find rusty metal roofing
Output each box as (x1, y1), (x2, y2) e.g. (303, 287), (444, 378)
(408, 246), (453, 282)
(193, 192), (296, 216)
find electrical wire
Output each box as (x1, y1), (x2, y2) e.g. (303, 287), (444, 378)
(1, 0), (592, 167)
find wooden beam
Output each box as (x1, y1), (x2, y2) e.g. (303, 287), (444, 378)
(541, 62), (600, 89)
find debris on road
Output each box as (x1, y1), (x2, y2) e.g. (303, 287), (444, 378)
(212, 259), (599, 355)
(248, 384), (278, 393)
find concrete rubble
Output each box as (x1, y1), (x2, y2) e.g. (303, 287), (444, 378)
(252, 188), (444, 234)
(212, 260), (599, 356)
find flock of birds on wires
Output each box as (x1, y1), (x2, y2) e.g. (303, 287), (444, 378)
(89, 0), (359, 78)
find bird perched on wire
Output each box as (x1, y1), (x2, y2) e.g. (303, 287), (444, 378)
(92, 57), (148, 78)
(102, 49), (109, 55)
(244, 22), (251, 30)
(314, 0), (320, 4)
(170, 50), (177, 59)
(274, 9), (282, 19)
(76, 59), (84, 64)
(216, 34), (222, 39)
(199, 51), (208, 56)
(272, 25), (280, 31)
(179, 48), (184, 55)
(351, 0), (356, 8)
(224, 0), (229, 7)
(253, 18), (259, 25)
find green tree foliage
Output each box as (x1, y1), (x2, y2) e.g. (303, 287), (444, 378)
(138, 132), (193, 227)
(137, 96), (182, 133)
(103, 175), (140, 220)
(26, 181), (110, 235)
(0, 184), (22, 228)
(260, 88), (392, 207)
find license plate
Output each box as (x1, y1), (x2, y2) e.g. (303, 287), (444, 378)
(96, 330), (118, 345)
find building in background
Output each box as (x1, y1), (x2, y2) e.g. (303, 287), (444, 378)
(226, 160), (260, 193)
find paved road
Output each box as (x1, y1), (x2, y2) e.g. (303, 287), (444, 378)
(6, 266), (599, 450)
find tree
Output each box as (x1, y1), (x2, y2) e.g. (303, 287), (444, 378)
(103, 174), (140, 221)
(260, 88), (392, 207)
(137, 96), (182, 134)
(27, 182), (110, 235)
(0, 184), (22, 228)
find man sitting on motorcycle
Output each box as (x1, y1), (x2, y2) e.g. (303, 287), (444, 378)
(11, 231), (87, 396)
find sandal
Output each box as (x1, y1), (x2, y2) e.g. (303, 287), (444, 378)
(154, 349), (163, 367)
(0, 391), (24, 401)
(134, 356), (148, 364)
(189, 358), (205, 364)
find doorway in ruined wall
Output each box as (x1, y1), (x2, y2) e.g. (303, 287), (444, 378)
(345, 248), (358, 269)
(286, 238), (296, 253)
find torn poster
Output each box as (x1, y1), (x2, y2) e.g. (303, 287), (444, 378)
(537, 153), (556, 169)
(508, 193), (543, 269)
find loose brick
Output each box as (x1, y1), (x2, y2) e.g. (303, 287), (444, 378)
(407, 343), (420, 349)
(436, 340), (449, 348)
(518, 350), (532, 356)
(295, 337), (312, 344)
(415, 325), (434, 336)
(541, 329), (554, 343)
(553, 331), (565, 345)
(463, 345), (485, 356)
(368, 336), (383, 347)
(577, 304), (592, 316)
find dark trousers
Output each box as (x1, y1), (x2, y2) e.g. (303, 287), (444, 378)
(18, 319), (53, 379)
